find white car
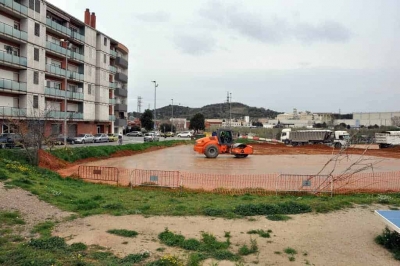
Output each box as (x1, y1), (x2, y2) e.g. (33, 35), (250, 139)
(177, 131), (192, 138)
(73, 134), (94, 144)
(144, 133), (159, 142)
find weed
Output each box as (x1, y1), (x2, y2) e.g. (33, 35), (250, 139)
(303, 251), (308, 256)
(120, 251), (150, 264)
(107, 229), (138, 238)
(70, 242), (87, 251)
(247, 217), (256, 222)
(187, 252), (207, 266)
(156, 247), (166, 252)
(289, 256), (295, 261)
(266, 214), (292, 221)
(224, 231), (231, 238)
(274, 251), (281, 254)
(284, 247), (297, 255)
(102, 203), (123, 210)
(377, 195), (392, 204)
(29, 236), (67, 250)
(122, 241), (128, 244)
(147, 254), (184, 266)
(203, 207), (228, 217)
(234, 202), (311, 216)
(247, 229), (270, 238)
(239, 238), (258, 256)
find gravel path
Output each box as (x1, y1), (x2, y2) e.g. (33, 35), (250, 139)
(0, 182), (73, 236)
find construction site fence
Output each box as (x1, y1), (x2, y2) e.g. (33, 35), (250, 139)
(76, 166), (400, 195)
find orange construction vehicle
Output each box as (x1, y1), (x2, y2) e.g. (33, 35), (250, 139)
(193, 129), (253, 158)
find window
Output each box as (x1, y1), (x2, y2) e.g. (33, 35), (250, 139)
(35, 0), (40, 13)
(14, 21), (20, 30)
(68, 84), (77, 92)
(88, 84), (92, 95)
(104, 37), (107, 46)
(34, 23), (40, 37)
(34, 48), (39, 61)
(29, 0), (34, 10)
(103, 54), (106, 64)
(33, 71), (39, 84)
(33, 95), (38, 109)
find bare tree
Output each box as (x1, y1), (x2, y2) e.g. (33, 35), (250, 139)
(391, 116), (400, 127)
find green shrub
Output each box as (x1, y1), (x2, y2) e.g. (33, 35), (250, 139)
(284, 247), (297, 255)
(120, 252), (150, 263)
(266, 214), (292, 221)
(181, 238), (201, 250)
(375, 227), (400, 260)
(233, 202), (311, 216)
(29, 237), (67, 251)
(203, 207), (228, 217)
(70, 242), (87, 251)
(247, 229), (270, 238)
(107, 229), (138, 238)
(158, 228), (185, 246)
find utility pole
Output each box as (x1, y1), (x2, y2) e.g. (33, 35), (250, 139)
(229, 92), (232, 128)
(171, 98), (174, 130)
(152, 81), (158, 130)
(137, 96), (142, 114)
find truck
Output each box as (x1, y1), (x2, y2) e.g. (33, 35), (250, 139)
(280, 128), (350, 148)
(375, 131), (400, 149)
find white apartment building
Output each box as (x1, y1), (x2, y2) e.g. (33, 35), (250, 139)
(0, 1), (129, 136)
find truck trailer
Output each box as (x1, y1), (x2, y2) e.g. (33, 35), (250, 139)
(375, 131), (400, 149)
(281, 129), (349, 148)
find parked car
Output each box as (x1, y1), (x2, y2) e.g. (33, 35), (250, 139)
(144, 133), (159, 142)
(108, 133), (118, 142)
(162, 131), (175, 137)
(0, 133), (23, 149)
(93, 133), (109, 143)
(73, 134), (94, 144)
(126, 131), (143, 137)
(49, 134), (75, 145)
(177, 131), (192, 138)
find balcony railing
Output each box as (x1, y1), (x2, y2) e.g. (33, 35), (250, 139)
(0, 106), (26, 117)
(109, 98), (115, 104)
(44, 87), (84, 100)
(0, 0), (28, 15)
(114, 87), (127, 97)
(109, 82), (116, 88)
(0, 21), (28, 41)
(110, 50), (117, 57)
(115, 72), (128, 83)
(48, 111), (83, 119)
(114, 103), (127, 112)
(109, 65), (117, 73)
(0, 78), (27, 92)
(0, 50), (27, 66)
(116, 56), (128, 69)
(46, 18), (85, 42)
(45, 64), (84, 81)
(109, 115), (115, 121)
(45, 41), (84, 61)
(115, 118), (127, 127)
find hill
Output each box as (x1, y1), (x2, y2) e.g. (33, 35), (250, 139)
(129, 102), (281, 120)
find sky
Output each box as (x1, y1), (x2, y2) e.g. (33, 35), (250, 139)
(47, 0), (400, 114)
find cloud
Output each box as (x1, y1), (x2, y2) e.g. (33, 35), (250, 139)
(135, 11), (170, 22)
(198, 1), (353, 44)
(173, 33), (216, 55)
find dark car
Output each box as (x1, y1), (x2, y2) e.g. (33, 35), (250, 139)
(0, 133), (23, 149)
(50, 134), (75, 145)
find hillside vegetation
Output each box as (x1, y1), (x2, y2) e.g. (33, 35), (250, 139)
(130, 102), (281, 120)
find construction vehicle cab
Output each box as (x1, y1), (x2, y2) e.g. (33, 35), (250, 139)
(194, 128), (253, 158)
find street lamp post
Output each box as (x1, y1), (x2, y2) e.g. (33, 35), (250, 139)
(61, 39), (70, 148)
(229, 92), (232, 128)
(151, 81), (158, 130)
(171, 98), (173, 130)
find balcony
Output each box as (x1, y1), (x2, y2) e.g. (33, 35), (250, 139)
(0, 78), (26, 92)
(45, 64), (84, 81)
(0, 50), (27, 67)
(109, 115), (115, 121)
(0, 21), (27, 41)
(46, 18), (85, 42)
(114, 118), (127, 127)
(48, 111), (83, 119)
(109, 82), (116, 88)
(46, 41), (84, 61)
(110, 50), (117, 58)
(115, 72), (128, 83)
(109, 98), (115, 104)
(109, 65), (116, 73)
(0, 106), (26, 117)
(0, 0), (28, 16)
(115, 56), (128, 69)
(114, 103), (127, 112)
(114, 87), (127, 97)
(45, 87), (84, 100)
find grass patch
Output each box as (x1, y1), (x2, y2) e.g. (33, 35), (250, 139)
(266, 214), (292, 221)
(238, 239), (258, 255)
(158, 228), (238, 262)
(234, 201), (312, 216)
(284, 247), (297, 255)
(0, 211), (25, 226)
(31, 221), (55, 238)
(375, 227), (400, 260)
(247, 229), (271, 238)
(50, 140), (191, 162)
(107, 229), (138, 238)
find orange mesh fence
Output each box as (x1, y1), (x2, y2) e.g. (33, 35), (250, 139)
(76, 166), (400, 195)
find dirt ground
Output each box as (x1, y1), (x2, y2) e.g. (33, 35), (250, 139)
(53, 206), (397, 266)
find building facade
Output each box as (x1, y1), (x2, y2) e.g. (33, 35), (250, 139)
(0, 0), (129, 136)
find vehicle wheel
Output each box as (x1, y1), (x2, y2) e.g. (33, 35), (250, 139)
(205, 144), (219, 158)
(82, 140), (85, 144)
(71, 140), (75, 145)
(234, 154), (248, 158)
(284, 139), (290, 145)
(335, 142), (342, 149)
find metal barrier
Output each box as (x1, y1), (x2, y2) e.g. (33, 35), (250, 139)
(75, 166), (400, 195)
(77, 166), (119, 185)
(276, 174), (333, 195)
(130, 169), (180, 188)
